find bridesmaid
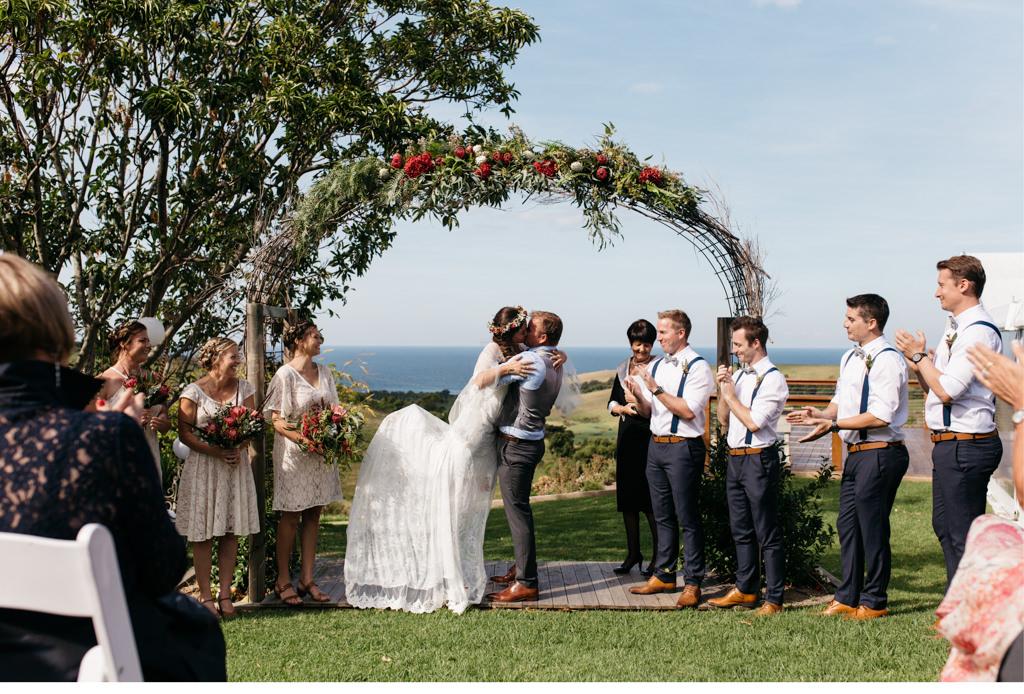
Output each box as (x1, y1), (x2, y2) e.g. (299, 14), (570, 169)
(98, 321), (171, 479)
(607, 319), (658, 576)
(264, 319), (342, 606)
(175, 338), (261, 619)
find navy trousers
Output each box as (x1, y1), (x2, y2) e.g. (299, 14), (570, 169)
(834, 445), (909, 610)
(726, 448), (784, 605)
(646, 438), (706, 586)
(932, 436), (1003, 587)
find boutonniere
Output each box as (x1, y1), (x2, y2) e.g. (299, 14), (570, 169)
(682, 359), (691, 375)
(945, 332), (958, 350)
(865, 354), (875, 371)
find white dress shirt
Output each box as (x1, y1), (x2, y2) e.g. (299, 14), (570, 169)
(830, 336), (909, 444)
(636, 345), (713, 438)
(924, 304), (1001, 433)
(726, 357), (789, 449)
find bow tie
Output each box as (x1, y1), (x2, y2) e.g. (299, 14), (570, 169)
(949, 317), (959, 331)
(740, 365), (755, 375)
(852, 347), (867, 360)
(664, 356), (680, 367)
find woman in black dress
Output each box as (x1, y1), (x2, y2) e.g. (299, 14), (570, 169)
(607, 319), (658, 576)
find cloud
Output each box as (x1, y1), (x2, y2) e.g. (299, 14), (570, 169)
(752, 0), (802, 8)
(629, 82), (663, 95)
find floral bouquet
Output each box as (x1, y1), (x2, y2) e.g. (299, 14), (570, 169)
(195, 404), (266, 450)
(122, 371), (174, 409)
(295, 403), (366, 468)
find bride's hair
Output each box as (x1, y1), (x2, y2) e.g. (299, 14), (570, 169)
(490, 306), (526, 361)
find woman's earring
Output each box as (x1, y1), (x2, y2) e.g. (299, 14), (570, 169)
(54, 359), (61, 390)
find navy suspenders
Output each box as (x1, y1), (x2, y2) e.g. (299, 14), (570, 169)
(744, 367), (779, 445)
(650, 355), (706, 434)
(942, 321), (1002, 428)
(855, 347), (899, 441)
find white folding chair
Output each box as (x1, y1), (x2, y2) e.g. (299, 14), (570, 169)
(0, 524), (143, 681)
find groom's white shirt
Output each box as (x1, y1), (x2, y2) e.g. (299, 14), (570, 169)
(496, 346), (554, 441)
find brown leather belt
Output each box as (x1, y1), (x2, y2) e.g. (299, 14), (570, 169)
(847, 441), (905, 454)
(499, 433), (525, 443)
(729, 447), (764, 456)
(930, 430), (998, 443)
(652, 435), (696, 444)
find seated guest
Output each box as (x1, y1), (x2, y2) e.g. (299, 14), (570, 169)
(0, 254), (226, 681)
(607, 319), (658, 577)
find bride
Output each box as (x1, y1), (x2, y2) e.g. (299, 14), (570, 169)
(344, 306), (574, 613)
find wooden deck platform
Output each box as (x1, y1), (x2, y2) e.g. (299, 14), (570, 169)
(247, 559), (831, 612)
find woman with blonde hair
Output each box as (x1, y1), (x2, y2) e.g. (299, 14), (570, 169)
(175, 337), (261, 619)
(263, 318), (342, 606)
(98, 320), (171, 477)
(0, 253), (225, 681)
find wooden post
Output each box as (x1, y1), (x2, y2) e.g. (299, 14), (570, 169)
(716, 316), (732, 369)
(245, 301), (267, 603)
(831, 432), (844, 474)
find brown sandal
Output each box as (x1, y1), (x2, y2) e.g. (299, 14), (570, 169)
(218, 595), (237, 619)
(273, 582), (303, 607)
(296, 580), (331, 603)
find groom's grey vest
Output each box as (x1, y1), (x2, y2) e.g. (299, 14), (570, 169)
(498, 350), (563, 437)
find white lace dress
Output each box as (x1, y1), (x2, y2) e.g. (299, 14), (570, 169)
(343, 343), (508, 614)
(174, 381), (261, 542)
(264, 363), (343, 512)
(108, 367), (162, 482)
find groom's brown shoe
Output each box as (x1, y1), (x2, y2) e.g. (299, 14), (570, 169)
(486, 581), (539, 603)
(629, 576), (676, 595)
(489, 566), (517, 585)
(707, 587), (758, 609)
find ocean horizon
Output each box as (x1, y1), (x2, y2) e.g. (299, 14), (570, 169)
(316, 345), (849, 392)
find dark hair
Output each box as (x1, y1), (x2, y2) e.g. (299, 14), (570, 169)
(937, 255), (986, 298)
(531, 311), (563, 346)
(846, 294), (889, 331)
(730, 316), (769, 349)
(108, 320), (147, 357)
(657, 309), (691, 339)
(626, 319), (656, 344)
(282, 319), (317, 352)
(490, 306), (525, 360)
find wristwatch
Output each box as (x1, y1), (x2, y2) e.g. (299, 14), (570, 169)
(910, 352), (927, 364)
(1013, 409), (1024, 426)
(652, 386), (665, 397)
(829, 421), (840, 433)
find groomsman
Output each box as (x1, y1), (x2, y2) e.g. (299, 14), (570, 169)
(709, 316), (789, 616)
(895, 255), (1003, 587)
(790, 294), (909, 620)
(626, 310), (713, 608)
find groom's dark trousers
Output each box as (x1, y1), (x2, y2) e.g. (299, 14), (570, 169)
(498, 436), (545, 589)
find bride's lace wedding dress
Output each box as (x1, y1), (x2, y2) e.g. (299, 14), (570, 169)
(343, 343), (510, 614)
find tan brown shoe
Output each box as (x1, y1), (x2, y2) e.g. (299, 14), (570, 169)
(707, 587), (758, 609)
(754, 602), (783, 616)
(821, 599), (857, 617)
(629, 576), (676, 595)
(846, 605), (889, 621)
(489, 566), (517, 585)
(675, 584), (701, 609)
(486, 581), (539, 603)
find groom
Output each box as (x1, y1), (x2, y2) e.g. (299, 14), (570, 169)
(487, 311), (565, 603)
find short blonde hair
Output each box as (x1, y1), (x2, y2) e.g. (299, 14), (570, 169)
(657, 309), (691, 338)
(0, 253), (75, 362)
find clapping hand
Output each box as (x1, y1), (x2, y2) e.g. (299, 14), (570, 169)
(796, 418), (834, 443)
(716, 365), (736, 398)
(967, 340), (1024, 409)
(615, 403), (639, 417)
(894, 329), (927, 359)
(624, 376), (646, 401)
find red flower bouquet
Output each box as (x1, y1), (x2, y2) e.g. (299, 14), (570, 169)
(532, 159), (557, 177)
(638, 166), (664, 186)
(294, 403), (366, 468)
(195, 404), (266, 450)
(122, 371), (174, 408)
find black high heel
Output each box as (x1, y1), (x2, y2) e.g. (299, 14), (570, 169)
(640, 561), (655, 578)
(613, 554), (643, 575)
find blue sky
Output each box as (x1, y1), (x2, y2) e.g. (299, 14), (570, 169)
(321, 0), (1023, 349)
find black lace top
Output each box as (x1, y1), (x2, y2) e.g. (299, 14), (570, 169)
(0, 360), (188, 680)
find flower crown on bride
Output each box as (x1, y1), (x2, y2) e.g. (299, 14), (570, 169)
(488, 306), (528, 335)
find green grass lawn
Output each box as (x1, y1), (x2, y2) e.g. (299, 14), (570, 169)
(223, 479), (950, 681)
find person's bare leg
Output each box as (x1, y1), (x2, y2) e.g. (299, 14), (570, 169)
(274, 512), (302, 605)
(193, 540), (218, 617)
(298, 506), (329, 601)
(217, 533), (239, 616)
